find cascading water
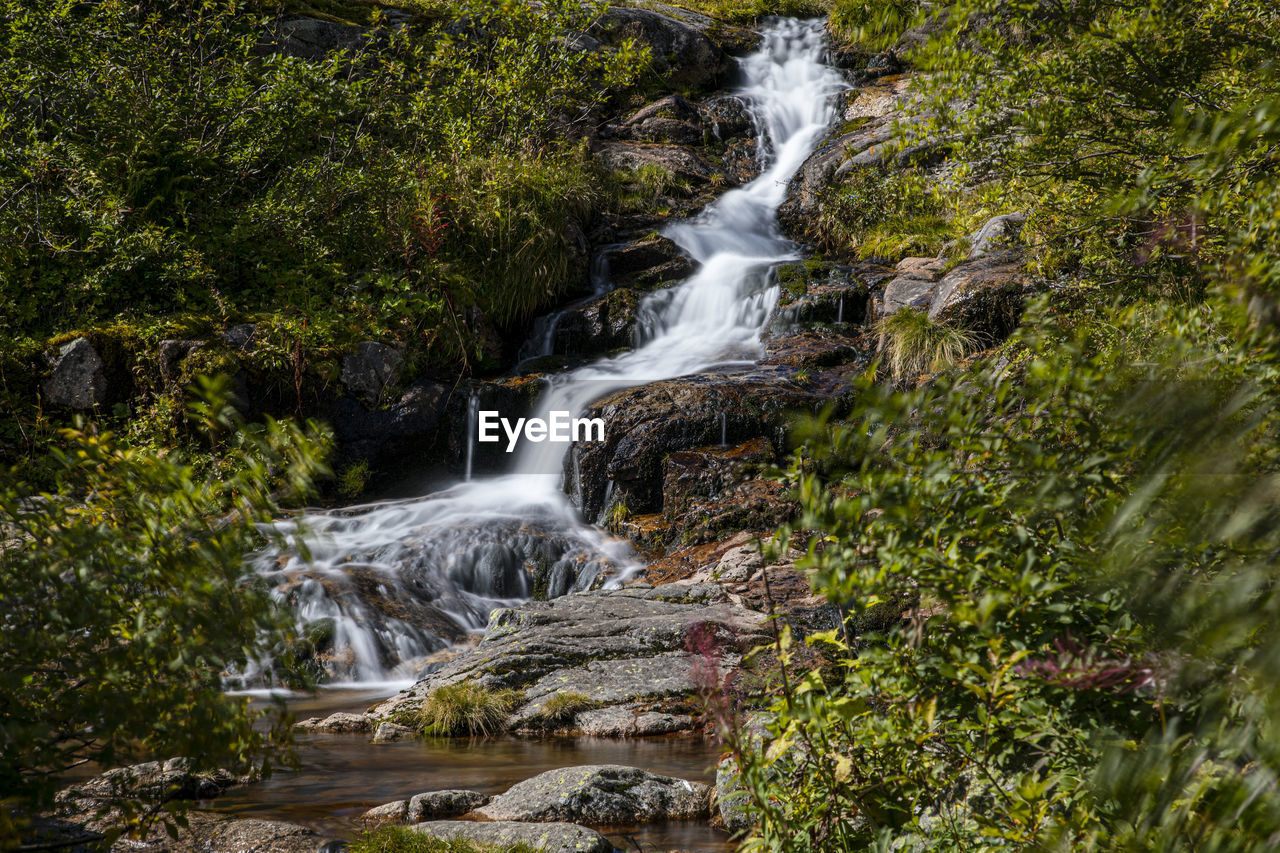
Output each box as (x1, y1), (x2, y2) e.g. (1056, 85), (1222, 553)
(245, 18), (844, 686)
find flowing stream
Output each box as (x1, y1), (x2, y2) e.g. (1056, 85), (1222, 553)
(246, 18), (843, 686)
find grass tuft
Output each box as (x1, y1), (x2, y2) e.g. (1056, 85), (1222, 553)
(418, 682), (522, 737)
(877, 308), (977, 379)
(534, 691), (601, 728)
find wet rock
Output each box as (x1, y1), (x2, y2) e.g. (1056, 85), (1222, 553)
(699, 94), (754, 140)
(662, 438), (775, 521)
(594, 6), (730, 90)
(409, 789), (490, 822)
(622, 95), (703, 145)
(371, 586), (769, 729)
(606, 236), (693, 291)
(597, 142), (719, 185)
(340, 341), (403, 405)
(571, 371), (824, 521)
(328, 376), (450, 466)
(543, 288), (641, 358)
(294, 712), (373, 734)
(43, 338), (107, 410)
(475, 764), (711, 825)
(371, 721), (417, 743)
(574, 705), (696, 737)
(410, 820), (611, 853)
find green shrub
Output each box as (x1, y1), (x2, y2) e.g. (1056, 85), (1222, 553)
(0, 378), (329, 842)
(418, 682), (522, 737)
(811, 167), (956, 260)
(352, 825), (540, 853)
(876, 307), (976, 378)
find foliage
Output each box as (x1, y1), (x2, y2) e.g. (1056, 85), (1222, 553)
(711, 297), (1280, 850)
(0, 377), (329, 838)
(826, 0), (1280, 304)
(810, 166), (957, 259)
(0, 0), (645, 357)
(875, 307), (975, 378)
(418, 682), (522, 737)
(675, 0), (830, 25)
(352, 825), (540, 853)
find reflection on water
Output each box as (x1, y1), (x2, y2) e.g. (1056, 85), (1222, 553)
(208, 689), (735, 852)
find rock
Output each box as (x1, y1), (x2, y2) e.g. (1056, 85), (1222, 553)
(594, 6), (730, 90)
(294, 712), (372, 734)
(158, 339), (203, 386)
(55, 759), (240, 809)
(409, 820), (611, 853)
(605, 236), (693, 290)
(370, 587), (770, 729)
(715, 755), (753, 833)
(623, 95), (703, 145)
(571, 371), (830, 521)
(274, 16), (371, 60)
(475, 764), (711, 825)
(878, 275), (937, 317)
(360, 800), (408, 824)
(895, 256), (944, 280)
(596, 142), (718, 185)
(175, 815), (332, 853)
(541, 288), (642, 358)
(340, 341), (403, 405)
(371, 721), (417, 743)
(574, 705), (696, 737)
(328, 376), (450, 466)
(43, 338), (107, 410)
(927, 254), (1033, 342)
(409, 789), (490, 822)
(965, 212), (1027, 260)
(222, 323), (257, 351)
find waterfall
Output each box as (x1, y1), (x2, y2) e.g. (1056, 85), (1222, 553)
(464, 393), (479, 482)
(245, 18), (844, 685)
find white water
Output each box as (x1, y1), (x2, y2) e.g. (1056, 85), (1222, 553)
(246, 19), (843, 684)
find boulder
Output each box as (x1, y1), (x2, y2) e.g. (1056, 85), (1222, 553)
(172, 815), (331, 853)
(605, 236), (693, 290)
(370, 586), (770, 730)
(475, 764), (711, 825)
(43, 338), (107, 410)
(362, 790), (489, 824)
(927, 253), (1033, 342)
(593, 6), (730, 90)
(540, 288), (642, 358)
(274, 16), (371, 60)
(878, 275), (937, 317)
(340, 341), (403, 405)
(294, 712), (372, 734)
(596, 142), (719, 185)
(55, 758), (241, 809)
(409, 789), (490, 822)
(965, 212), (1027, 260)
(371, 721), (417, 743)
(327, 376), (450, 465)
(222, 323), (257, 351)
(158, 339), (203, 386)
(409, 820), (611, 853)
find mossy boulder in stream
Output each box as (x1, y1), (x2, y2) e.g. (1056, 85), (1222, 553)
(475, 764), (711, 824)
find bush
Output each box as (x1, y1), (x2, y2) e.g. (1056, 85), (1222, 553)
(0, 378), (329, 842)
(875, 307), (976, 378)
(716, 299), (1280, 850)
(418, 683), (522, 737)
